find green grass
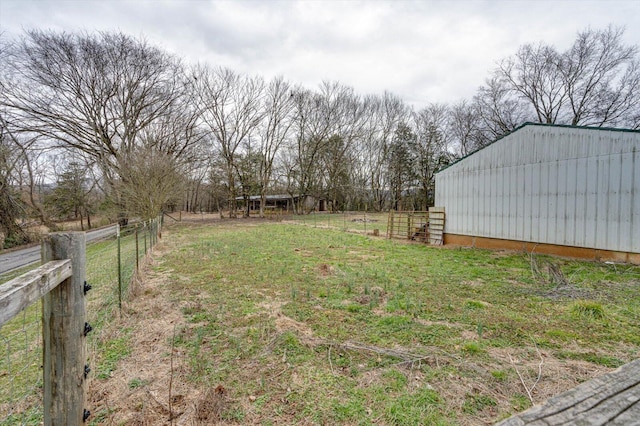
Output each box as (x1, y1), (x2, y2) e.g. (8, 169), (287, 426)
(94, 330), (132, 379)
(462, 393), (497, 415)
(556, 351), (625, 368)
(128, 377), (149, 389)
(0, 301), (42, 425)
(152, 221), (640, 425)
(570, 300), (605, 319)
(462, 342), (485, 355)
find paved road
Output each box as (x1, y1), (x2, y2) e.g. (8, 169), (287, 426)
(0, 225), (118, 276)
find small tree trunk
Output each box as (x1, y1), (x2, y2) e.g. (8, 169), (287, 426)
(260, 192), (266, 218)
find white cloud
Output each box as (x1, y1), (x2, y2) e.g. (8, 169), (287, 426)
(1, 0), (638, 109)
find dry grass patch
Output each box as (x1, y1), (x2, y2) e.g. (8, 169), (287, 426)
(89, 252), (202, 425)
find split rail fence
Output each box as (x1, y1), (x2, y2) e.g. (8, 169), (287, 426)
(0, 217), (162, 425)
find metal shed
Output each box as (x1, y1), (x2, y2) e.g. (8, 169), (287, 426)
(435, 123), (640, 263)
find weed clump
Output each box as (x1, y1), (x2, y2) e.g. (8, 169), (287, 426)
(463, 393), (497, 414)
(465, 300), (486, 310)
(570, 300), (605, 319)
(462, 342), (484, 354)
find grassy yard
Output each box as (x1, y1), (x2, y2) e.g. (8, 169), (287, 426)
(88, 219), (640, 425)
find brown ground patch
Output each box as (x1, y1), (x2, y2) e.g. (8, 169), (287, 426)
(89, 244), (210, 425)
(346, 250), (379, 260)
(258, 299), (314, 338)
(293, 247), (313, 257)
(462, 280), (486, 287)
(413, 318), (462, 328)
(316, 263), (334, 277)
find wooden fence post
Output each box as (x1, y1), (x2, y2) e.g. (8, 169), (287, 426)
(135, 226), (139, 272)
(42, 232), (87, 425)
(117, 224), (122, 312)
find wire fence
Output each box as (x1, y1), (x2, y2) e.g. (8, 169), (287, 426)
(0, 216), (162, 425)
(283, 211), (389, 236)
(283, 210), (444, 245)
(0, 303), (42, 425)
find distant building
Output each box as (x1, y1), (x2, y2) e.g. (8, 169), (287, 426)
(435, 123), (640, 264)
(235, 194), (327, 213)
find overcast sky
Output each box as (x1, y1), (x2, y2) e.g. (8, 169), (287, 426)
(1, 0), (638, 109)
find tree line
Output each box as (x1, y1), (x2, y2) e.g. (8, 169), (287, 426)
(0, 25), (638, 247)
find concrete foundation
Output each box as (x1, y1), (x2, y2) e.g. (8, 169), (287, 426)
(443, 234), (640, 265)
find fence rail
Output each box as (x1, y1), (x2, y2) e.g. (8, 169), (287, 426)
(0, 261), (72, 327)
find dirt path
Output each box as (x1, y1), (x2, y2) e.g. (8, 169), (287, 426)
(89, 242), (216, 425)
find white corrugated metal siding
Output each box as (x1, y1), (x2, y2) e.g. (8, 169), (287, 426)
(435, 124), (640, 253)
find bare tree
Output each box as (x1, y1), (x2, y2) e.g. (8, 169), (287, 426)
(498, 43), (566, 124)
(0, 109), (57, 227)
(448, 100), (490, 157)
(413, 104), (450, 209)
(257, 76), (294, 217)
(474, 76), (532, 138)
(318, 83), (368, 212)
(1, 30), (189, 218)
(0, 114), (30, 246)
(347, 95), (379, 210)
(485, 25), (640, 131)
(363, 92), (409, 211)
(115, 147), (186, 220)
(134, 95), (207, 217)
(561, 25), (640, 127)
(288, 86), (335, 213)
(183, 161), (210, 213)
(190, 66), (265, 218)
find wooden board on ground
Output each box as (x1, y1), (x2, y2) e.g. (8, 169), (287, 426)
(496, 358), (640, 425)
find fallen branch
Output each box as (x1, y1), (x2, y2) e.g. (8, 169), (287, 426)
(509, 353), (534, 403)
(267, 366), (289, 382)
(395, 356), (432, 368)
(337, 341), (415, 361)
(328, 345), (335, 374)
(530, 343), (544, 396)
(509, 345), (544, 404)
(264, 332), (461, 372)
